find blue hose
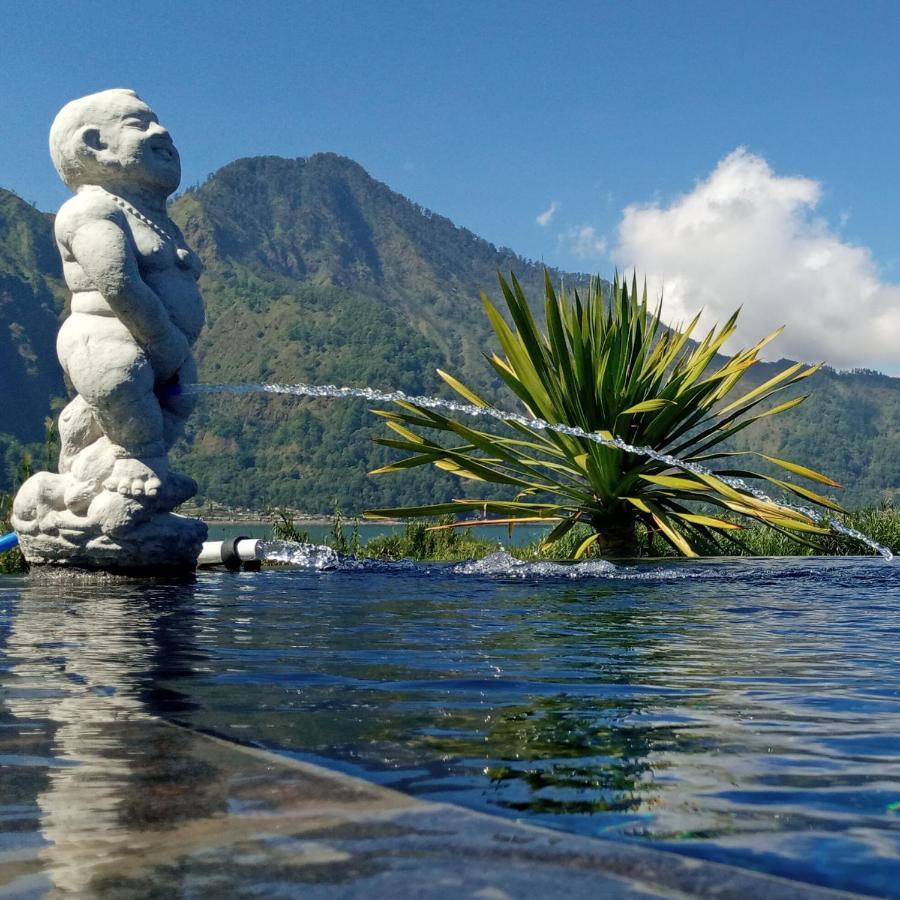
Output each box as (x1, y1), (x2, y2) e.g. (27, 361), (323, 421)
(0, 532), (19, 554)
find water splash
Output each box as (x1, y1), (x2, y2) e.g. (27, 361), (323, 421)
(245, 541), (883, 583)
(187, 381), (893, 561)
(451, 550), (618, 578)
(256, 540), (340, 569)
(249, 542), (633, 579)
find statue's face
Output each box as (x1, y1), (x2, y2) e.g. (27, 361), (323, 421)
(94, 94), (181, 194)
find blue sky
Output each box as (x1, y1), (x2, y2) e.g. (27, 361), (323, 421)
(4, 1), (900, 371)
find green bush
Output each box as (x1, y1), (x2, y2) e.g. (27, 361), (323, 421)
(364, 516), (501, 561)
(0, 490), (26, 574)
(368, 272), (841, 558)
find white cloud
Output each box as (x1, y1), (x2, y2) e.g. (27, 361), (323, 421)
(564, 224), (607, 259)
(536, 200), (560, 226)
(612, 148), (900, 372)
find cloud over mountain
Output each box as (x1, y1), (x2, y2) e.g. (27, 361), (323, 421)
(563, 224), (607, 259)
(613, 149), (900, 372)
(536, 201), (559, 226)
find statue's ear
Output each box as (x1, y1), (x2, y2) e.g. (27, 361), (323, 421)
(78, 126), (106, 154)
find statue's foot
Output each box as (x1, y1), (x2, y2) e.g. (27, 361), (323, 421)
(102, 457), (166, 498)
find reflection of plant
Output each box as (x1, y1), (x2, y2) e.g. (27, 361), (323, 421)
(368, 273), (842, 557)
(417, 695), (661, 816)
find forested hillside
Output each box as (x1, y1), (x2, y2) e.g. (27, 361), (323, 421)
(0, 189), (66, 443)
(0, 156), (897, 510)
(167, 154), (586, 512)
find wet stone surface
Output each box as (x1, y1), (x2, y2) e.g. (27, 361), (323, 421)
(0, 715), (863, 898)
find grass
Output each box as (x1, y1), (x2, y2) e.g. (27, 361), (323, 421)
(271, 504), (900, 562)
(722, 501), (900, 557)
(363, 517), (503, 562)
(0, 490), (26, 574)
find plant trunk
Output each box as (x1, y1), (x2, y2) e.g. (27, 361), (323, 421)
(590, 512), (639, 559)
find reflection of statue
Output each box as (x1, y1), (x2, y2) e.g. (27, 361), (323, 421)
(3, 582), (214, 894)
(12, 89), (206, 572)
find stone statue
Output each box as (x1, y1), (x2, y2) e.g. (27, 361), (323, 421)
(12, 89), (207, 572)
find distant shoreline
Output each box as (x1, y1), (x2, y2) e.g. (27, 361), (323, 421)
(192, 512), (404, 527)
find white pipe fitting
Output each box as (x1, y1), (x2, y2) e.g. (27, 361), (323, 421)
(197, 538), (261, 569)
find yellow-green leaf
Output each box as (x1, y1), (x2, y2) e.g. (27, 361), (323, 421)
(765, 517), (832, 534)
(437, 369), (489, 407)
(619, 399), (674, 415)
(386, 421), (425, 444)
(651, 513), (698, 557)
(641, 474), (708, 491)
(763, 477), (846, 512)
(673, 512), (742, 530)
(574, 532), (600, 559)
(434, 459), (485, 480)
(759, 454), (842, 487)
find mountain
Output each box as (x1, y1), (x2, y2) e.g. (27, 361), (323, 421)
(166, 154), (587, 513)
(172, 154), (577, 389)
(0, 156), (897, 510)
(729, 362), (900, 505)
(0, 189), (66, 441)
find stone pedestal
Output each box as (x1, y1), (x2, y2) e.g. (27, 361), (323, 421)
(13, 467), (206, 575)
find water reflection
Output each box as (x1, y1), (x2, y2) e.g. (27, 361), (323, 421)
(2, 560), (899, 895)
(0, 577), (208, 894)
(149, 563), (900, 894)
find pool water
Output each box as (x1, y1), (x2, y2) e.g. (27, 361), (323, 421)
(1, 556), (898, 896)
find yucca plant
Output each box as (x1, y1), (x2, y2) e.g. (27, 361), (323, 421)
(365, 273), (843, 558)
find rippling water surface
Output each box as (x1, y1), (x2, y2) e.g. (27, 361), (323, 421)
(1, 556), (898, 896)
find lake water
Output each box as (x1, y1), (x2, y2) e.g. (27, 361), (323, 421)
(1, 556), (898, 896)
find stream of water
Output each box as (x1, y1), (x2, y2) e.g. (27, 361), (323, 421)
(186, 381), (894, 561)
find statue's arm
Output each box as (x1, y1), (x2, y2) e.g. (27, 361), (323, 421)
(67, 218), (190, 378)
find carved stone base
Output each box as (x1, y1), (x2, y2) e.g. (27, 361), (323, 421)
(12, 469), (207, 574)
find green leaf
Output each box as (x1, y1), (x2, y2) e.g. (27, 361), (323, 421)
(619, 398), (674, 415)
(574, 532), (600, 559)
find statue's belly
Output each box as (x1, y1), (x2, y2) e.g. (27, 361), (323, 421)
(145, 270), (205, 344)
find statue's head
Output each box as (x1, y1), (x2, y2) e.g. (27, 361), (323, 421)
(49, 89), (181, 195)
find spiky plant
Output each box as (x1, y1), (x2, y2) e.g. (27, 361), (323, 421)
(365, 273), (842, 558)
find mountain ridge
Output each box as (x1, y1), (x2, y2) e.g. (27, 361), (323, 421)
(0, 155), (897, 511)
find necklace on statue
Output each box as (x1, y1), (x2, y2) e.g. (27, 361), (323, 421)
(105, 191), (192, 269)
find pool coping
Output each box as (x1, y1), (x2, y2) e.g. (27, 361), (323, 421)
(0, 712), (871, 899)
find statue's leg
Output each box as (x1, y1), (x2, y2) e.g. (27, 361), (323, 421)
(58, 395), (102, 474)
(57, 314), (167, 498)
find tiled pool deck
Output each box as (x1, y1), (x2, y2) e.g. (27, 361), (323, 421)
(0, 717), (863, 898)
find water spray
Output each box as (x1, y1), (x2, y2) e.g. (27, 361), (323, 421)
(185, 381), (894, 562)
